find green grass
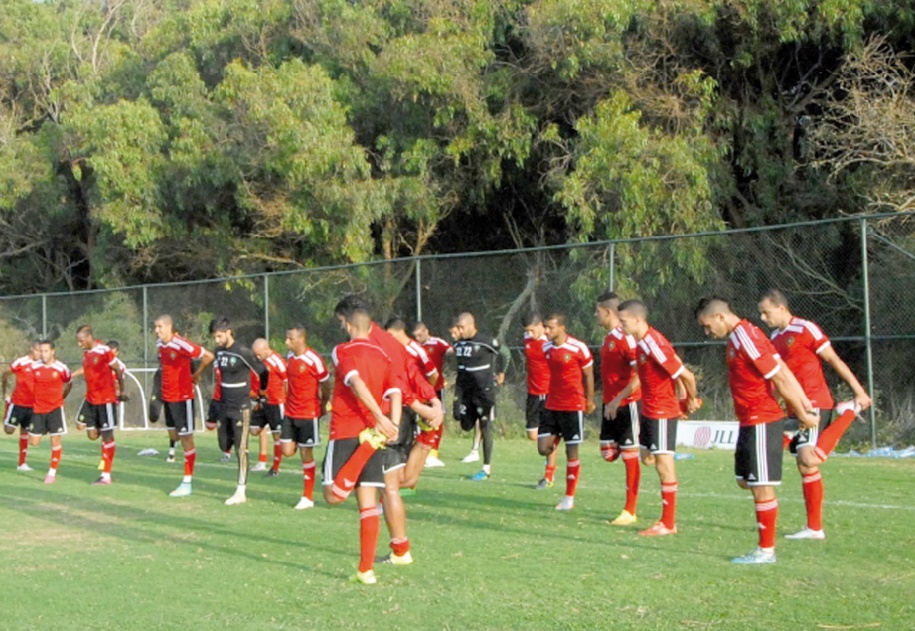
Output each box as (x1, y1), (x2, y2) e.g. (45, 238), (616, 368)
(1, 430), (912, 630)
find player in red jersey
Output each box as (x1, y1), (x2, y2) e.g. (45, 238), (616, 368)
(323, 309), (400, 585)
(537, 313), (595, 511)
(155, 315), (214, 498)
(252, 338), (288, 477)
(281, 325), (331, 510)
(412, 321), (453, 467)
(29, 340), (73, 484)
(697, 297), (820, 563)
(522, 314), (558, 489)
(758, 289), (872, 540)
(618, 299), (699, 536)
(595, 292), (643, 525)
(73, 325), (125, 485)
(2, 341), (41, 471)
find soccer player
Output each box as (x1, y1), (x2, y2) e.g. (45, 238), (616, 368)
(211, 318), (266, 505)
(282, 325), (331, 510)
(155, 314), (214, 497)
(696, 297), (821, 563)
(618, 299), (699, 536)
(449, 320), (481, 464)
(412, 321), (453, 467)
(146, 367), (176, 461)
(73, 326), (125, 485)
(522, 314), (557, 489)
(538, 313), (595, 510)
(252, 338), (288, 476)
(454, 312), (510, 481)
(322, 309), (400, 585)
(758, 289), (872, 540)
(595, 292), (643, 525)
(29, 340), (72, 484)
(2, 341), (41, 471)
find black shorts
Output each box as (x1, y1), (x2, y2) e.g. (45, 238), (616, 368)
(322, 438), (384, 489)
(382, 408), (416, 473)
(4, 404), (33, 430)
(735, 420), (785, 486)
(77, 401), (117, 432)
(281, 416), (320, 447)
(600, 401), (640, 447)
(217, 413), (249, 452)
(526, 394), (547, 431)
(788, 409), (834, 454)
(640, 416), (677, 454)
(164, 400), (196, 437)
(538, 409), (585, 445)
(251, 403), (284, 431)
(29, 408), (67, 437)
(455, 392), (495, 432)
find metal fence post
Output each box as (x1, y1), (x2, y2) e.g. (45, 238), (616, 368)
(608, 242), (616, 291)
(415, 257), (422, 323)
(142, 286), (149, 370)
(41, 294), (47, 338)
(263, 274), (270, 341)
(860, 217), (877, 448)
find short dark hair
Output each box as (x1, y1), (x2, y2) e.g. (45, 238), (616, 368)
(617, 299), (647, 318)
(287, 325), (307, 338)
(334, 295), (370, 318)
(76, 324), (93, 337)
(596, 291), (620, 308)
(525, 313), (543, 327)
(106, 339), (120, 350)
(760, 288), (789, 307)
(39, 339), (54, 349)
(694, 296), (732, 319)
(384, 317), (407, 332)
(544, 312), (567, 327)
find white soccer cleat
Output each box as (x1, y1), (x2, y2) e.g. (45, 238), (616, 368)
(294, 496), (315, 510)
(16, 463), (34, 472)
(461, 450), (480, 463)
(379, 551), (413, 565)
(220, 453), (232, 463)
(225, 490), (247, 505)
(250, 462), (268, 472)
(169, 482), (193, 497)
(555, 495), (575, 511)
(785, 527), (825, 540)
(424, 455), (446, 468)
(731, 547), (776, 564)
(351, 569), (377, 585)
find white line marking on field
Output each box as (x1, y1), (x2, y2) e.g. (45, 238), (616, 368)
(681, 492), (913, 511)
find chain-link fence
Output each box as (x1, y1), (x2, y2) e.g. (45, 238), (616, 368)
(1, 213), (913, 445)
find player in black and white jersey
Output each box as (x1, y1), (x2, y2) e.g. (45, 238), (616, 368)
(453, 312), (510, 481)
(210, 317), (266, 506)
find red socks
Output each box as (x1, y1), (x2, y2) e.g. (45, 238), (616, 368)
(661, 481), (678, 529)
(544, 463), (556, 484)
(755, 498), (779, 549)
(184, 448), (196, 477)
(359, 506), (381, 572)
(332, 442), (376, 501)
(815, 409), (856, 461)
(18, 434), (28, 467)
(431, 426), (443, 451)
(622, 449), (640, 515)
(303, 460), (316, 500)
(272, 442), (282, 472)
(600, 441), (621, 462)
(102, 440), (116, 474)
(390, 537), (410, 557)
(802, 471), (824, 531)
(50, 444), (62, 471)
(565, 459), (581, 497)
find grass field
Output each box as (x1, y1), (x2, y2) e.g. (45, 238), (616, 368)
(1, 430), (912, 631)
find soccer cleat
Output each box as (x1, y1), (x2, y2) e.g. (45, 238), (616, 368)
(220, 453), (232, 463)
(461, 449), (480, 463)
(225, 490), (247, 505)
(294, 496), (314, 510)
(555, 495), (575, 511)
(92, 476), (111, 486)
(266, 468), (279, 478)
(638, 521), (677, 537)
(379, 551), (413, 565)
(469, 470), (490, 481)
(785, 527), (825, 540)
(358, 427), (387, 450)
(165, 454), (176, 463)
(534, 478), (554, 490)
(350, 569), (377, 585)
(169, 482), (193, 497)
(609, 510), (637, 526)
(399, 487), (417, 497)
(424, 455), (446, 468)
(97, 459), (105, 471)
(834, 400), (860, 416)
(731, 547), (777, 564)
(16, 463), (34, 472)
(43, 474), (57, 484)
(250, 462), (268, 472)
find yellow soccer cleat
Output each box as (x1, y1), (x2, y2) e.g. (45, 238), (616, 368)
(609, 510), (637, 526)
(358, 428), (387, 450)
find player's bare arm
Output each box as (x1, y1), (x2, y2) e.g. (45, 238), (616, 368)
(192, 348), (215, 384)
(319, 380), (331, 415)
(347, 374), (399, 440)
(677, 368), (700, 413)
(819, 346), (872, 410)
(605, 373), (640, 419)
(412, 398), (444, 429)
(583, 364), (596, 414)
(770, 364), (819, 428)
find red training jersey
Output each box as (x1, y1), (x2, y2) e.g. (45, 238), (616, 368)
(544, 335), (593, 412)
(285, 348), (329, 419)
(405, 339), (437, 387)
(82, 342), (119, 405)
(770, 317), (834, 409)
(32, 360), (71, 414)
(158, 335), (206, 403)
(330, 339), (397, 440)
(369, 324), (414, 407)
(524, 333), (550, 396)
(727, 320), (785, 426)
(600, 327), (641, 405)
(421, 336), (452, 390)
(261, 351), (288, 405)
(9, 355), (38, 407)
(636, 327), (685, 420)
